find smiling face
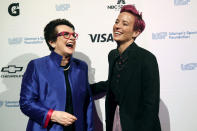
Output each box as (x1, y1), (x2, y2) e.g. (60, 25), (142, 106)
(49, 25), (76, 56)
(113, 12), (140, 45)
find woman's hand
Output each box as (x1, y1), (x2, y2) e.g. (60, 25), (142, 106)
(51, 111), (77, 126)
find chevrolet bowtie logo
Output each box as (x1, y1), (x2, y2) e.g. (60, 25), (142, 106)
(1, 65), (23, 73)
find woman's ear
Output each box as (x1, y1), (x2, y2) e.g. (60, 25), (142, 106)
(49, 41), (56, 48)
(132, 30), (141, 38)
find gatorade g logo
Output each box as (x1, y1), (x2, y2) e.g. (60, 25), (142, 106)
(8, 3), (20, 16)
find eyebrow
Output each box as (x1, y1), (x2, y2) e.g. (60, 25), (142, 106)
(116, 19), (128, 22)
(122, 20), (129, 24)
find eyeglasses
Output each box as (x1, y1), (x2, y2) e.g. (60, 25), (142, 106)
(56, 31), (78, 40)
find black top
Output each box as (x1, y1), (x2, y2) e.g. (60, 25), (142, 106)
(110, 48), (129, 105)
(90, 43), (161, 131)
(105, 43), (161, 131)
(62, 64), (75, 131)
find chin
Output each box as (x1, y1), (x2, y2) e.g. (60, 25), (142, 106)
(114, 39), (122, 43)
(68, 51), (75, 55)
(114, 37), (122, 41)
(66, 52), (73, 55)
(65, 48), (75, 54)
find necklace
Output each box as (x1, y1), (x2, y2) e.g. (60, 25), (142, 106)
(63, 65), (70, 71)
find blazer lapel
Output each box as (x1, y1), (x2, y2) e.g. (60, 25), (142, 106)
(108, 49), (119, 82)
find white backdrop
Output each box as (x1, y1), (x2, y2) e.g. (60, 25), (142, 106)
(0, 0), (197, 131)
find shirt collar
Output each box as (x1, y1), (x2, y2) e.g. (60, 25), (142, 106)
(115, 42), (137, 59)
(49, 51), (73, 67)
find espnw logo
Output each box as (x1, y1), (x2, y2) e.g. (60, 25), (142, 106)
(1, 65), (23, 73)
(8, 3), (20, 16)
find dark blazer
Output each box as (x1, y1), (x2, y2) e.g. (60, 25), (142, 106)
(91, 42), (161, 131)
(20, 51), (93, 131)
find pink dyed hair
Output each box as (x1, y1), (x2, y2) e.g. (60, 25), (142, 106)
(120, 4), (145, 33)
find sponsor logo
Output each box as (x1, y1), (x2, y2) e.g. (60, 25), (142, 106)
(5, 101), (19, 107)
(174, 0), (190, 6)
(1, 65), (23, 78)
(24, 36), (44, 44)
(8, 3), (20, 16)
(107, 0), (126, 11)
(89, 33), (114, 43)
(56, 3), (70, 11)
(152, 31), (197, 40)
(8, 36), (44, 45)
(8, 37), (23, 44)
(0, 101), (3, 108)
(1, 65), (23, 73)
(152, 32), (167, 40)
(181, 63), (197, 71)
(0, 100), (19, 108)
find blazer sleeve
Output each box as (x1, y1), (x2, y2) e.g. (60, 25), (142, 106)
(84, 64), (94, 131)
(86, 85), (94, 131)
(89, 50), (114, 96)
(90, 81), (108, 96)
(140, 54), (160, 130)
(19, 60), (50, 127)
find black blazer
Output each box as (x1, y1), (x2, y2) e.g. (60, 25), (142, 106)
(91, 42), (161, 131)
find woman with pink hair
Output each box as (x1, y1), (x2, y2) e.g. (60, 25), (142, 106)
(91, 4), (161, 131)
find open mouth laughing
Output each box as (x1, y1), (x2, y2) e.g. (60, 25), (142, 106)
(66, 43), (74, 48)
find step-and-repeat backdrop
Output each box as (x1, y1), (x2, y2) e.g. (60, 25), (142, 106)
(0, 0), (197, 131)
